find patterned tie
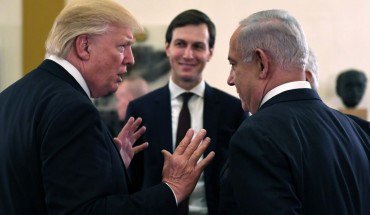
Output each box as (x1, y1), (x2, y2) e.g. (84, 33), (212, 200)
(176, 92), (193, 215)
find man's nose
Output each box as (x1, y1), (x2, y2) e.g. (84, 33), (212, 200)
(183, 46), (194, 58)
(124, 48), (135, 66)
(227, 71), (235, 86)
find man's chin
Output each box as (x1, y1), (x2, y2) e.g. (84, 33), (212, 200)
(101, 86), (118, 98)
(180, 74), (196, 81)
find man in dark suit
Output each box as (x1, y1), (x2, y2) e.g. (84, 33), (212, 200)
(220, 9), (370, 214)
(0, 1), (215, 214)
(126, 9), (246, 215)
(305, 47), (370, 135)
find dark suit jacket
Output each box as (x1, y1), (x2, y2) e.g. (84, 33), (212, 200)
(219, 89), (370, 214)
(0, 60), (177, 215)
(126, 83), (246, 215)
(347, 114), (370, 135)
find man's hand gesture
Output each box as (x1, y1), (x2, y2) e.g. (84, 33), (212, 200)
(114, 117), (148, 168)
(162, 129), (215, 203)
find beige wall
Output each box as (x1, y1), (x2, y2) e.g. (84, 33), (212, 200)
(0, 0), (22, 91)
(2, 0), (370, 116)
(119, 0), (370, 115)
(0, 0), (63, 91)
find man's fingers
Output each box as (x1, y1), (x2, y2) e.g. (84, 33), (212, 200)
(117, 117), (134, 139)
(174, 129), (195, 155)
(131, 117), (143, 132)
(161, 149), (172, 162)
(161, 132), (214, 203)
(188, 136), (211, 165)
(195, 151), (215, 171)
(182, 129), (207, 157)
(113, 137), (122, 149)
(117, 117), (143, 140)
(132, 142), (149, 154)
(132, 126), (146, 143)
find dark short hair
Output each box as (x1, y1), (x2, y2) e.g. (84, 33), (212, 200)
(165, 9), (216, 49)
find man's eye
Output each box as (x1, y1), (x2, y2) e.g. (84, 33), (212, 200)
(193, 44), (205, 50)
(175, 42), (185, 47)
(118, 45), (127, 52)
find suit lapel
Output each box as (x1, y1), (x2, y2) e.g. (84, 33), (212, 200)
(203, 84), (220, 154)
(39, 60), (89, 99)
(41, 60), (133, 192)
(152, 86), (174, 153)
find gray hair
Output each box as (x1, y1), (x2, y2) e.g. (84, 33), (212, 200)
(237, 9), (308, 71)
(306, 47), (318, 78)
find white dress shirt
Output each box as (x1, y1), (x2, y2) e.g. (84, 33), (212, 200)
(48, 55), (91, 98)
(260, 81), (311, 107)
(169, 78), (208, 215)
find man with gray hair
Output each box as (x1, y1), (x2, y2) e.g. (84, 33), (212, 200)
(220, 9), (370, 214)
(0, 0), (214, 214)
(305, 48), (370, 135)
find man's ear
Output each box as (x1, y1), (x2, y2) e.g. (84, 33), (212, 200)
(165, 42), (170, 57)
(305, 70), (313, 82)
(206, 48), (214, 62)
(255, 48), (268, 79)
(75, 35), (90, 60)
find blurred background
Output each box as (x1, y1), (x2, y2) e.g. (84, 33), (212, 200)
(1, 0), (370, 117)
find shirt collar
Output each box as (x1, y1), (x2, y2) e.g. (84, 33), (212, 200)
(260, 81), (311, 107)
(48, 55), (91, 98)
(169, 78), (205, 99)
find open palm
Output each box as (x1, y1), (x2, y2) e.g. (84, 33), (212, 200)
(114, 117), (148, 168)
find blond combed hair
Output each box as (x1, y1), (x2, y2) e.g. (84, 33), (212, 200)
(45, 0), (143, 58)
